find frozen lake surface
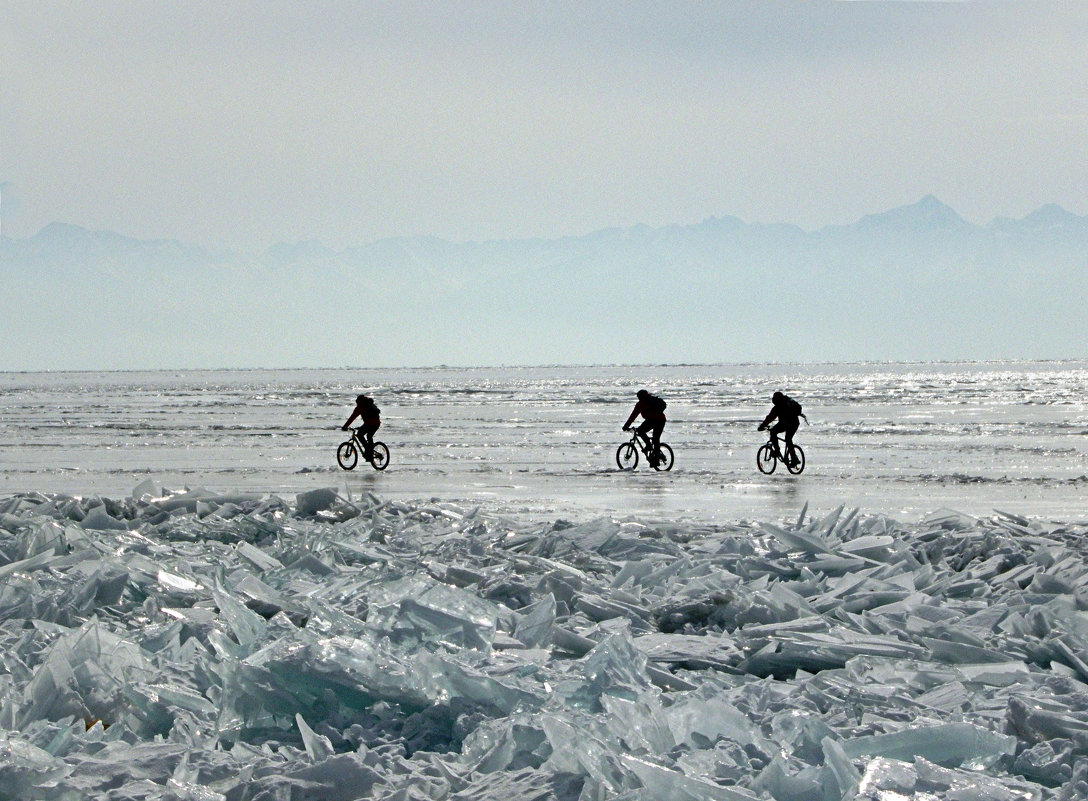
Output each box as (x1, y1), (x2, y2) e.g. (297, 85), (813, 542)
(2, 361), (1086, 524)
(3, 362), (1088, 800)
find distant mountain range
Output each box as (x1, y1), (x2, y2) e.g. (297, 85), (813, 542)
(2, 196), (1085, 369)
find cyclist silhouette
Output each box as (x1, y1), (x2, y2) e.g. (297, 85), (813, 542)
(758, 391), (805, 465)
(342, 394), (381, 459)
(623, 389), (667, 466)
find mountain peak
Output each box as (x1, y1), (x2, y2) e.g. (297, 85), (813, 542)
(32, 221), (141, 250)
(35, 221), (92, 241)
(989, 203), (1088, 234)
(1021, 203), (1086, 229)
(852, 196), (968, 233)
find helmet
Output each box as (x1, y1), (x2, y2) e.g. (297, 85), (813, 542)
(772, 391), (784, 402)
(637, 389), (649, 399)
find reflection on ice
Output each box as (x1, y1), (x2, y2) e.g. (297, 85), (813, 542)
(1, 486), (1087, 798)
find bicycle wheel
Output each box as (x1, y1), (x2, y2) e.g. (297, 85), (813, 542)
(757, 443), (777, 474)
(616, 442), (638, 470)
(786, 444), (805, 475)
(370, 442), (390, 471)
(652, 443), (674, 471)
(337, 441), (358, 470)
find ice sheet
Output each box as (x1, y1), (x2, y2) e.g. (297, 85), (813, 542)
(2, 362), (1087, 523)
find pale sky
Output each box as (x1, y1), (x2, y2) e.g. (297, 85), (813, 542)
(3, 1), (1087, 252)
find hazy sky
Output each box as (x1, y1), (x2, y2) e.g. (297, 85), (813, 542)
(3, 1), (1087, 252)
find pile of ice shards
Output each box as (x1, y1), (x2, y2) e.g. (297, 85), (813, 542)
(1, 482), (1088, 800)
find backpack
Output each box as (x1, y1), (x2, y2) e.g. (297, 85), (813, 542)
(647, 394), (667, 413)
(782, 396), (802, 417)
(361, 398), (380, 417)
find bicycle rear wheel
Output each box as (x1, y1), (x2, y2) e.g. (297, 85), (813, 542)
(337, 441), (358, 470)
(616, 442), (638, 470)
(786, 444), (805, 475)
(652, 443), (674, 471)
(757, 443), (777, 474)
(370, 442), (390, 471)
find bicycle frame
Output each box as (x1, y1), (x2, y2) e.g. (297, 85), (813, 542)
(758, 430), (804, 476)
(617, 427), (674, 472)
(352, 427), (374, 452)
(765, 433), (795, 462)
(628, 428), (656, 456)
(338, 427), (390, 471)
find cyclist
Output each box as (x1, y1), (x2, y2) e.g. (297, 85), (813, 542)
(758, 391), (805, 465)
(342, 393), (381, 460)
(623, 389), (667, 466)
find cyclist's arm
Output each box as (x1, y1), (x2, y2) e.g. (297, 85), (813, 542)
(623, 404), (641, 429)
(758, 409), (777, 430)
(342, 407), (361, 431)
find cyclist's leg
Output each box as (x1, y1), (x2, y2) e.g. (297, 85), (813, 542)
(636, 420), (654, 451)
(362, 421), (379, 458)
(651, 421), (664, 453)
(782, 420), (800, 464)
(769, 421), (787, 455)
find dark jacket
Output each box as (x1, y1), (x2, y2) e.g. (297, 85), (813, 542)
(761, 394), (801, 428)
(625, 397), (666, 428)
(343, 397), (381, 429)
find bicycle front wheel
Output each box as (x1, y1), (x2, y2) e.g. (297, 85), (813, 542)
(757, 443), (777, 474)
(337, 441), (358, 470)
(616, 442), (639, 470)
(652, 443), (674, 471)
(786, 445), (805, 475)
(370, 442), (390, 471)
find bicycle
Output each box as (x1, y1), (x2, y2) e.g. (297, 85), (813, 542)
(616, 428), (674, 471)
(756, 432), (805, 475)
(337, 428), (390, 471)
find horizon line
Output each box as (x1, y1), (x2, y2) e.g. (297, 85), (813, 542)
(2, 356), (1086, 377)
